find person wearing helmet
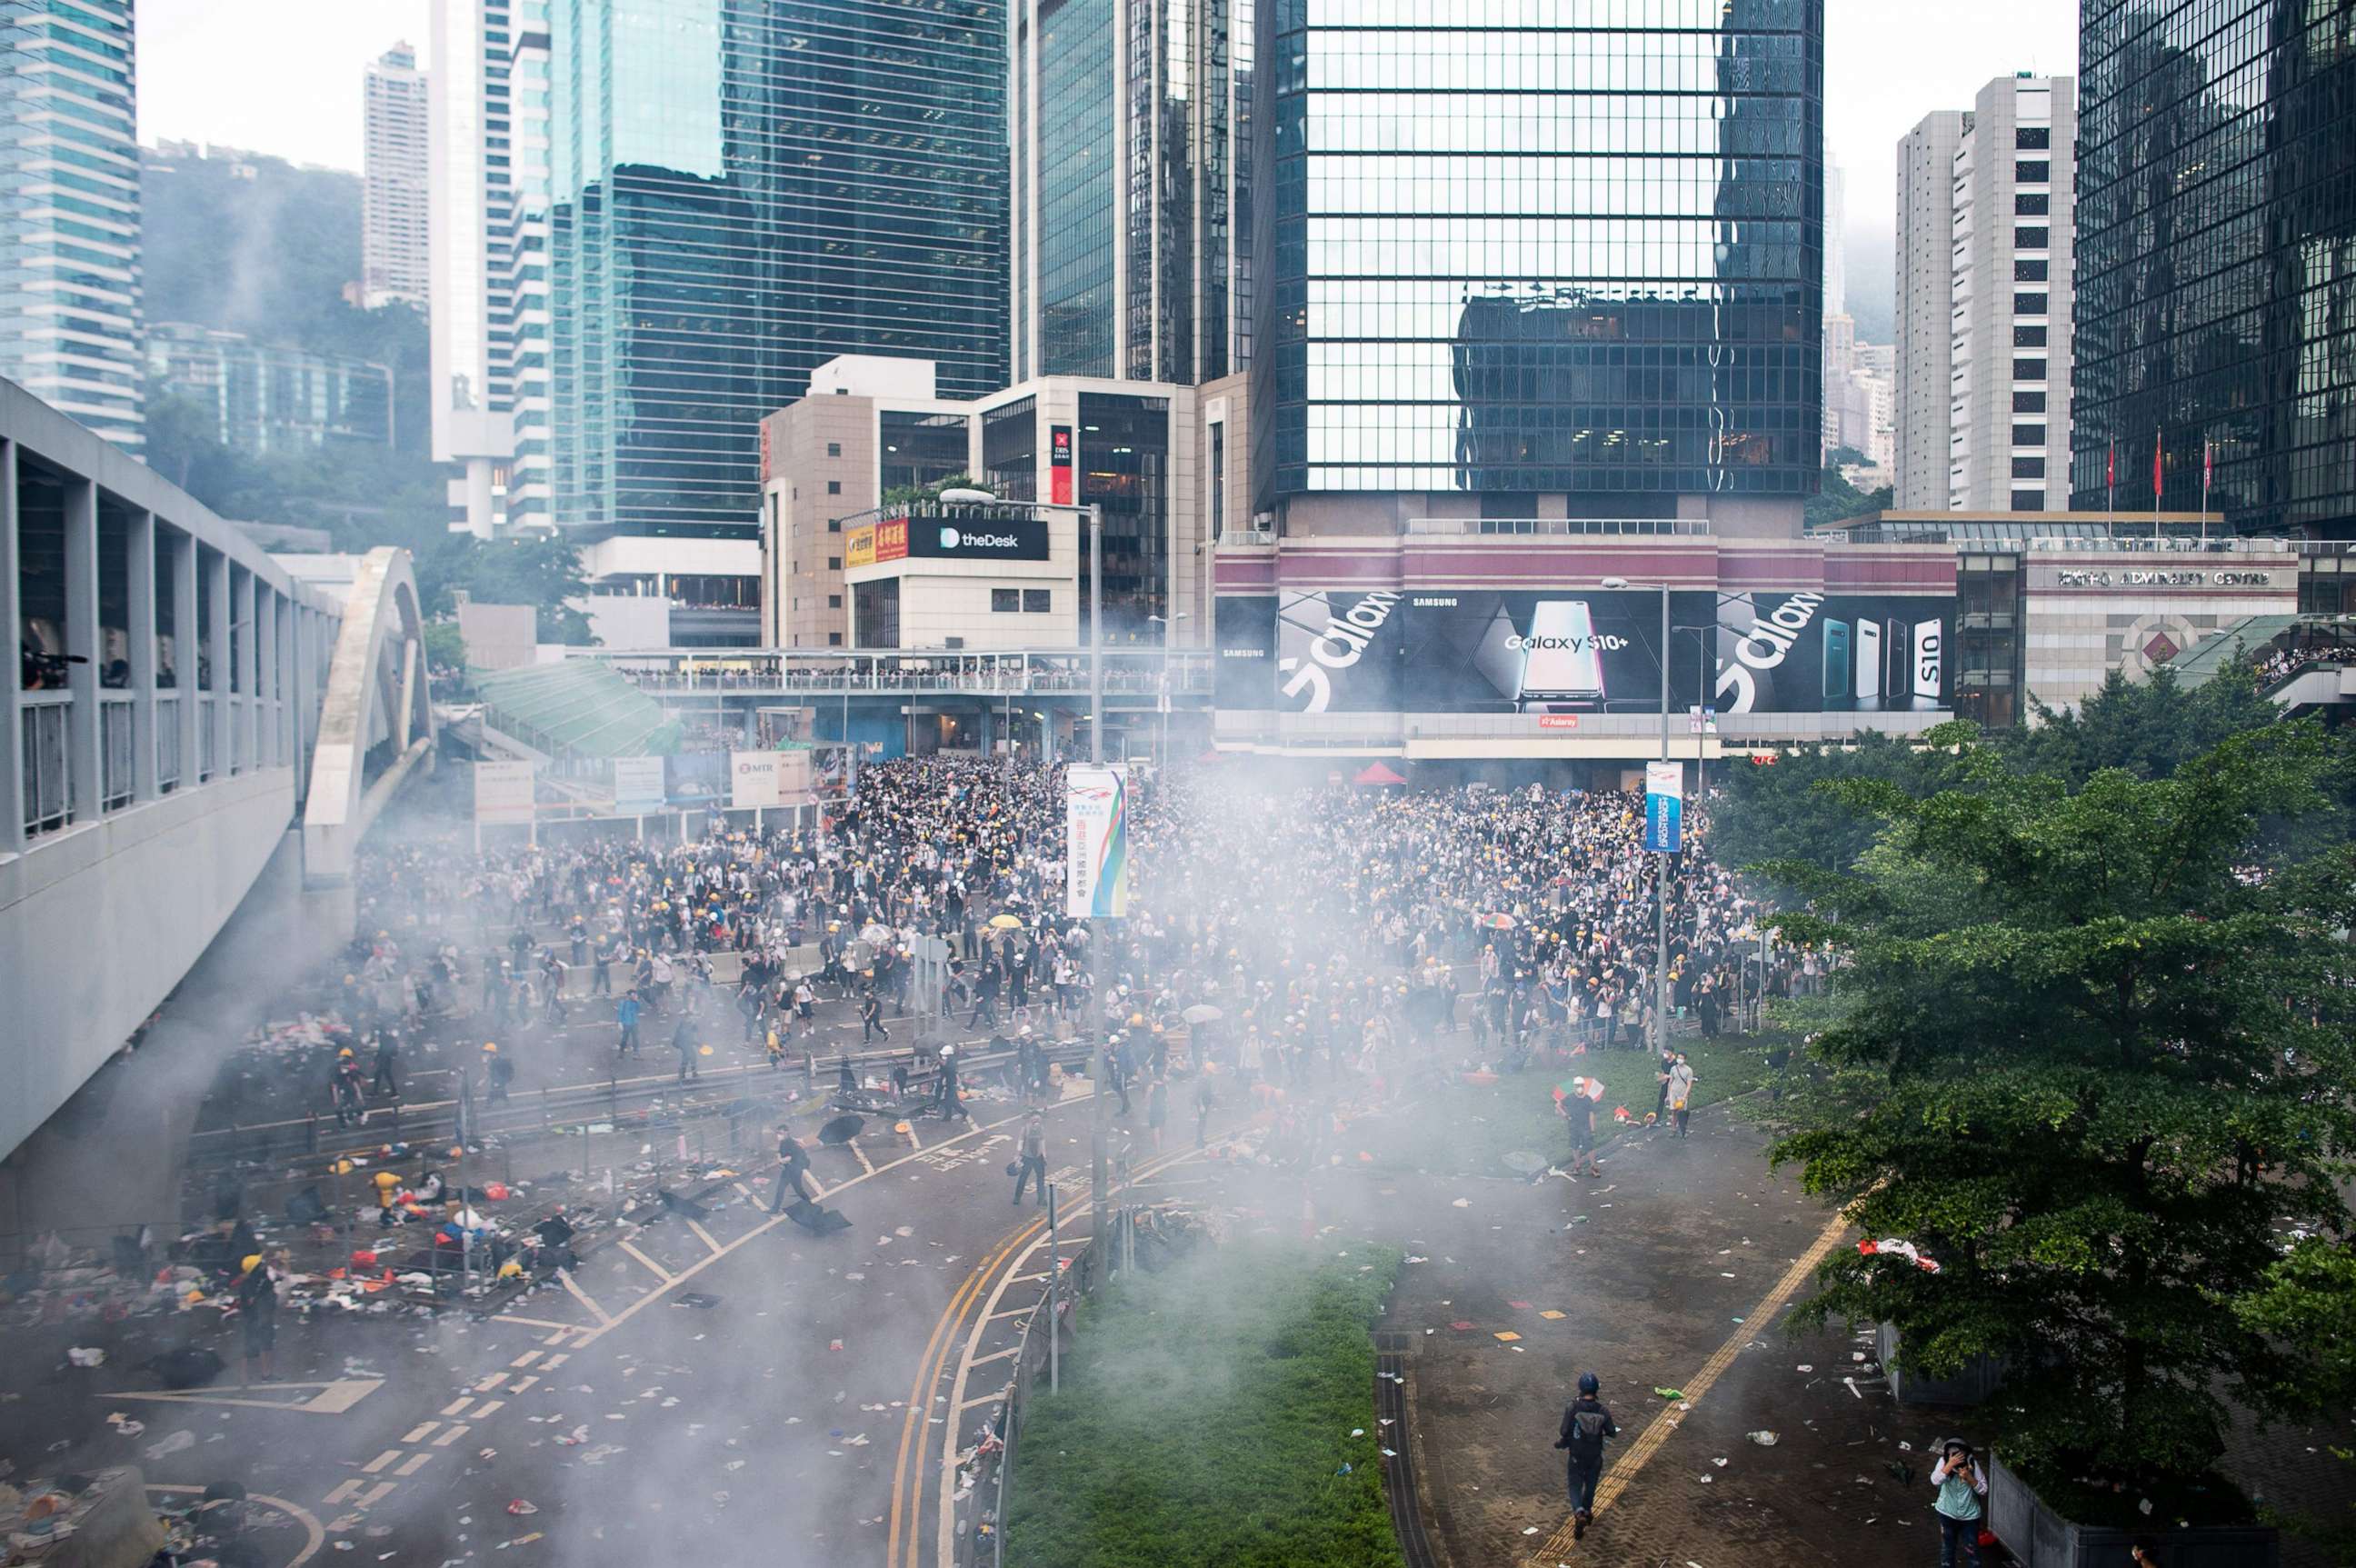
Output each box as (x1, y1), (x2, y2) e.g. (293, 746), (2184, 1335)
(1553, 1372), (1618, 1538)
(234, 1251), (280, 1383)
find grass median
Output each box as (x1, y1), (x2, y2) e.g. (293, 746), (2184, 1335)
(1003, 1240), (1407, 1568)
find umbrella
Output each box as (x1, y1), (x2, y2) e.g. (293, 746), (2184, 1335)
(986, 914), (1023, 931)
(1553, 1075), (1606, 1104)
(861, 922), (892, 945)
(1475, 913), (1515, 930)
(817, 1114), (864, 1145)
(1182, 1004), (1223, 1024)
(783, 1199), (852, 1235)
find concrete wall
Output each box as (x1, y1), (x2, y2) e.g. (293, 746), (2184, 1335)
(0, 764), (295, 1162)
(458, 601), (539, 669)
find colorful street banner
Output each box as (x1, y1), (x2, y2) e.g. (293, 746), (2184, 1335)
(1643, 759), (1682, 854)
(1065, 764), (1130, 919)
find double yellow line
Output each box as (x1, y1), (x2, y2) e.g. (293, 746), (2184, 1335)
(886, 1214), (1050, 1568)
(884, 1136), (1234, 1568)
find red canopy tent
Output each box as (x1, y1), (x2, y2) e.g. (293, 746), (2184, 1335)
(1352, 762), (1406, 786)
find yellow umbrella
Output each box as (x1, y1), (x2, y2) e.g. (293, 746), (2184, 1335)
(987, 914), (1023, 931)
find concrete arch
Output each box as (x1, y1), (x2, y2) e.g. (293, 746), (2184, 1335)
(301, 546), (436, 883)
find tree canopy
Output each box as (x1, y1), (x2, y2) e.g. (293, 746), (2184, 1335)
(1763, 724), (2356, 1485)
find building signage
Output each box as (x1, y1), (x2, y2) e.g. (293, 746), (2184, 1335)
(1536, 714), (1581, 729)
(1050, 424), (1074, 506)
(905, 513), (1050, 562)
(730, 750), (781, 810)
(1065, 764), (1129, 918)
(872, 517), (909, 563)
(614, 755), (666, 815)
(844, 524), (877, 570)
(1642, 760), (1682, 854)
(473, 761), (535, 824)
(2049, 568), (2279, 588)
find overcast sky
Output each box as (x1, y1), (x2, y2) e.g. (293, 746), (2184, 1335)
(136, 0), (2079, 252)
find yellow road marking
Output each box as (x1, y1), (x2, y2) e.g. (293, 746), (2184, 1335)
(554, 1267), (614, 1326)
(687, 1220), (725, 1256)
(1522, 1207), (1852, 1564)
(618, 1240), (674, 1282)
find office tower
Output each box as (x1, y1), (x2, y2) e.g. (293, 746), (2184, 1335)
(429, 0), (522, 536)
(494, 5), (552, 530)
(1824, 162), (1846, 320)
(546, 0), (1009, 551)
(145, 324), (394, 455)
(363, 43), (431, 310)
(1252, 2), (1824, 532)
(1893, 109), (1966, 509)
(0, 0), (141, 452)
(1011, 0), (1253, 385)
(1894, 75), (2076, 514)
(2073, 1), (2356, 538)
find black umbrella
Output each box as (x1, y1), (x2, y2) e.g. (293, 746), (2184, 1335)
(783, 1199), (852, 1234)
(817, 1114), (864, 1145)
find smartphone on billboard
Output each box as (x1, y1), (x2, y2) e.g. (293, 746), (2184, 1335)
(1822, 619), (1852, 702)
(1522, 600), (1607, 705)
(1471, 603), (1527, 707)
(1913, 618), (1944, 702)
(1855, 621), (1883, 699)
(1886, 619), (1909, 697)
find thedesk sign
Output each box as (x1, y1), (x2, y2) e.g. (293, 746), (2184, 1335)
(906, 514), (1050, 562)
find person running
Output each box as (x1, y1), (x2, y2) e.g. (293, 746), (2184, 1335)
(767, 1125), (814, 1213)
(1553, 1372), (1618, 1540)
(1011, 1111), (1048, 1205)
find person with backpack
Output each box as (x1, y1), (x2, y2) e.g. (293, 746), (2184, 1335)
(1011, 1112), (1048, 1205)
(1553, 1371), (1618, 1540)
(1930, 1440), (1989, 1567)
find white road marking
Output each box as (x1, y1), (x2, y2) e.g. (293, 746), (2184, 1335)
(396, 1451), (435, 1474)
(360, 1450), (403, 1474)
(440, 1396), (474, 1417)
(148, 1484), (324, 1566)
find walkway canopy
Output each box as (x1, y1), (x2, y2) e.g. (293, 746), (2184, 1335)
(473, 660), (681, 758)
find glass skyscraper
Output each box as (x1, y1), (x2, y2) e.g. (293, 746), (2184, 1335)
(1252, 0), (1822, 517)
(0, 0), (141, 452)
(547, 0), (1008, 539)
(1013, 0), (1254, 385)
(2071, 0), (2356, 538)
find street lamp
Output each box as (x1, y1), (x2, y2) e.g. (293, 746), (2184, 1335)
(1147, 612), (1191, 764)
(1602, 575), (1674, 1064)
(946, 486), (1113, 1234)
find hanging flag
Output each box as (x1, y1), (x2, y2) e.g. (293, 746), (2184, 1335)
(2105, 443), (2115, 489)
(2153, 429), (2164, 501)
(2204, 441), (2213, 489)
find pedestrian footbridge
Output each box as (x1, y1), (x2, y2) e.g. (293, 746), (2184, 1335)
(0, 379), (435, 1161)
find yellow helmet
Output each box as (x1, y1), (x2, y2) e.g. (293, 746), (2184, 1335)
(482, 1042), (499, 1054)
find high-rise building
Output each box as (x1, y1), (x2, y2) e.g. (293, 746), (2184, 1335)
(0, 0), (142, 452)
(146, 323), (394, 455)
(363, 43), (431, 310)
(1892, 109), (1965, 510)
(429, 0), (523, 537)
(545, 0), (1009, 574)
(1011, 0), (1254, 386)
(1252, 2), (1824, 534)
(2072, 1), (2356, 538)
(1895, 76), (2075, 514)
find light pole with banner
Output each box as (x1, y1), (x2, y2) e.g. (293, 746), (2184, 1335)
(1065, 759), (1128, 1243)
(1603, 575), (1676, 1060)
(944, 485), (1116, 1229)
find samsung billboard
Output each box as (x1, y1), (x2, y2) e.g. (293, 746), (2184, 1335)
(1710, 591), (1952, 714)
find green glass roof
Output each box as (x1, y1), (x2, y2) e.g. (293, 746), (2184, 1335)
(472, 661), (683, 758)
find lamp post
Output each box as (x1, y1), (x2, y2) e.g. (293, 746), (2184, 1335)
(944, 487), (1112, 1236)
(1147, 612), (1190, 764)
(1602, 575), (1673, 1063)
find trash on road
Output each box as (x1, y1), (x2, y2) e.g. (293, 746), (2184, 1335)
(506, 1501), (538, 1515)
(66, 1347), (105, 1367)
(1652, 1387), (1685, 1401)
(145, 1431), (195, 1460)
(674, 1293), (722, 1309)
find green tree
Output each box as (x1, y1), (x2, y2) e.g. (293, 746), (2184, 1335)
(420, 536), (598, 646)
(2002, 662), (2281, 786)
(422, 621), (469, 673)
(1803, 464), (1892, 530)
(1710, 727), (1966, 884)
(1764, 725), (2356, 1492)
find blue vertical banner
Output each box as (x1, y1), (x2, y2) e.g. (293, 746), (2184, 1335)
(1643, 759), (1683, 854)
(1065, 764), (1130, 918)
